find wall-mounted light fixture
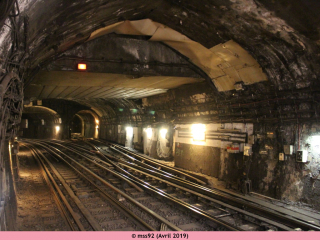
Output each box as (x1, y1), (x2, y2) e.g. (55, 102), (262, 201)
(146, 128), (152, 139)
(311, 135), (320, 152)
(192, 124), (206, 141)
(77, 63), (87, 70)
(160, 129), (167, 139)
(311, 135), (320, 143)
(55, 125), (60, 132)
(126, 126), (133, 137)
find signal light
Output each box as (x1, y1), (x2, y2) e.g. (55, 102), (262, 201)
(77, 63), (87, 70)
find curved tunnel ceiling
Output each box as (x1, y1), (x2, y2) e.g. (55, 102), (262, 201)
(22, 106), (61, 124)
(1, 0), (320, 123)
(88, 19), (268, 91)
(25, 19), (268, 103)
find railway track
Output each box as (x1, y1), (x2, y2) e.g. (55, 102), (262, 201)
(92, 139), (320, 231)
(21, 141), (178, 231)
(18, 139), (320, 231)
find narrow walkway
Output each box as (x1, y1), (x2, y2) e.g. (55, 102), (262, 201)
(16, 147), (69, 231)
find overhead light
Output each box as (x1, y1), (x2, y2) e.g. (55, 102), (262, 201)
(77, 63), (87, 70)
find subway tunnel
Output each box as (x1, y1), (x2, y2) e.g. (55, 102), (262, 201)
(1, 0), (320, 231)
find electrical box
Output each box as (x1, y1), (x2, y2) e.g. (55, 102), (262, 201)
(248, 135), (255, 144)
(284, 145), (293, 155)
(265, 144), (273, 150)
(259, 149), (268, 155)
(296, 150), (308, 163)
(279, 153), (285, 161)
(227, 143), (240, 153)
(257, 134), (264, 139)
(244, 146), (252, 156)
(267, 132), (274, 138)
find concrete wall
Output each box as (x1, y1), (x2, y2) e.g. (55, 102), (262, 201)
(0, 141), (17, 230)
(20, 118), (60, 139)
(218, 122), (320, 210)
(175, 143), (220, 177)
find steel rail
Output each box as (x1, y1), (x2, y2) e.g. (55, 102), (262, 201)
(37, 140), (241, 231)
(95, 139), (208, 185)
(48, 140), (108, 164)
(34, 143), (157, 231)
(43, 140), (143, 192)
(83, 141), (242, 231)
(116, 160), (293, 231)
(21, 143), (81, 231)
(104, 141), (320, 231)
(25, 140), (182, 231)
(86, 141), (292, 230)
(24, 142), (103, 231)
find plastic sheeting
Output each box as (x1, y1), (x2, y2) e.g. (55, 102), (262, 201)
(89, 19), (267, 92)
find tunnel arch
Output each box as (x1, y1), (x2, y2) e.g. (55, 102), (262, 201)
(70, 109), (100, 139)
(87, 19), (268, 92)
(0, 0), (315, 95)
(21, 106), (62, 139)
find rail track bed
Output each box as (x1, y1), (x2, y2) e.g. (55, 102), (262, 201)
(18, 139), (320, 231)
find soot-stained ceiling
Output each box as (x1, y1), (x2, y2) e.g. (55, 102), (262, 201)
(24, 33), (204, 100)
(1, 0), (320, 123)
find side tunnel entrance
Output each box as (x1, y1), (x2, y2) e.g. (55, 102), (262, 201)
(20, 106), (62, 139)
(70, 110), (99, 139)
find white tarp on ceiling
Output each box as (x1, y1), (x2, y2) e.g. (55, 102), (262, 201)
(89, 19), (267, 92)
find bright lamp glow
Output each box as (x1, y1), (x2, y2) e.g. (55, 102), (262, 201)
(192, 124), (206, 141)
(55, 126), (60, 132)
(312, 136), (320, 152)
(126, 127), (133, 137)
(95, 119), (99, 124)
(312, 136), (320, 143)
(160, 129), (167, 139)
(78, 63), (87, 70)
(146, 128), (152, 139)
